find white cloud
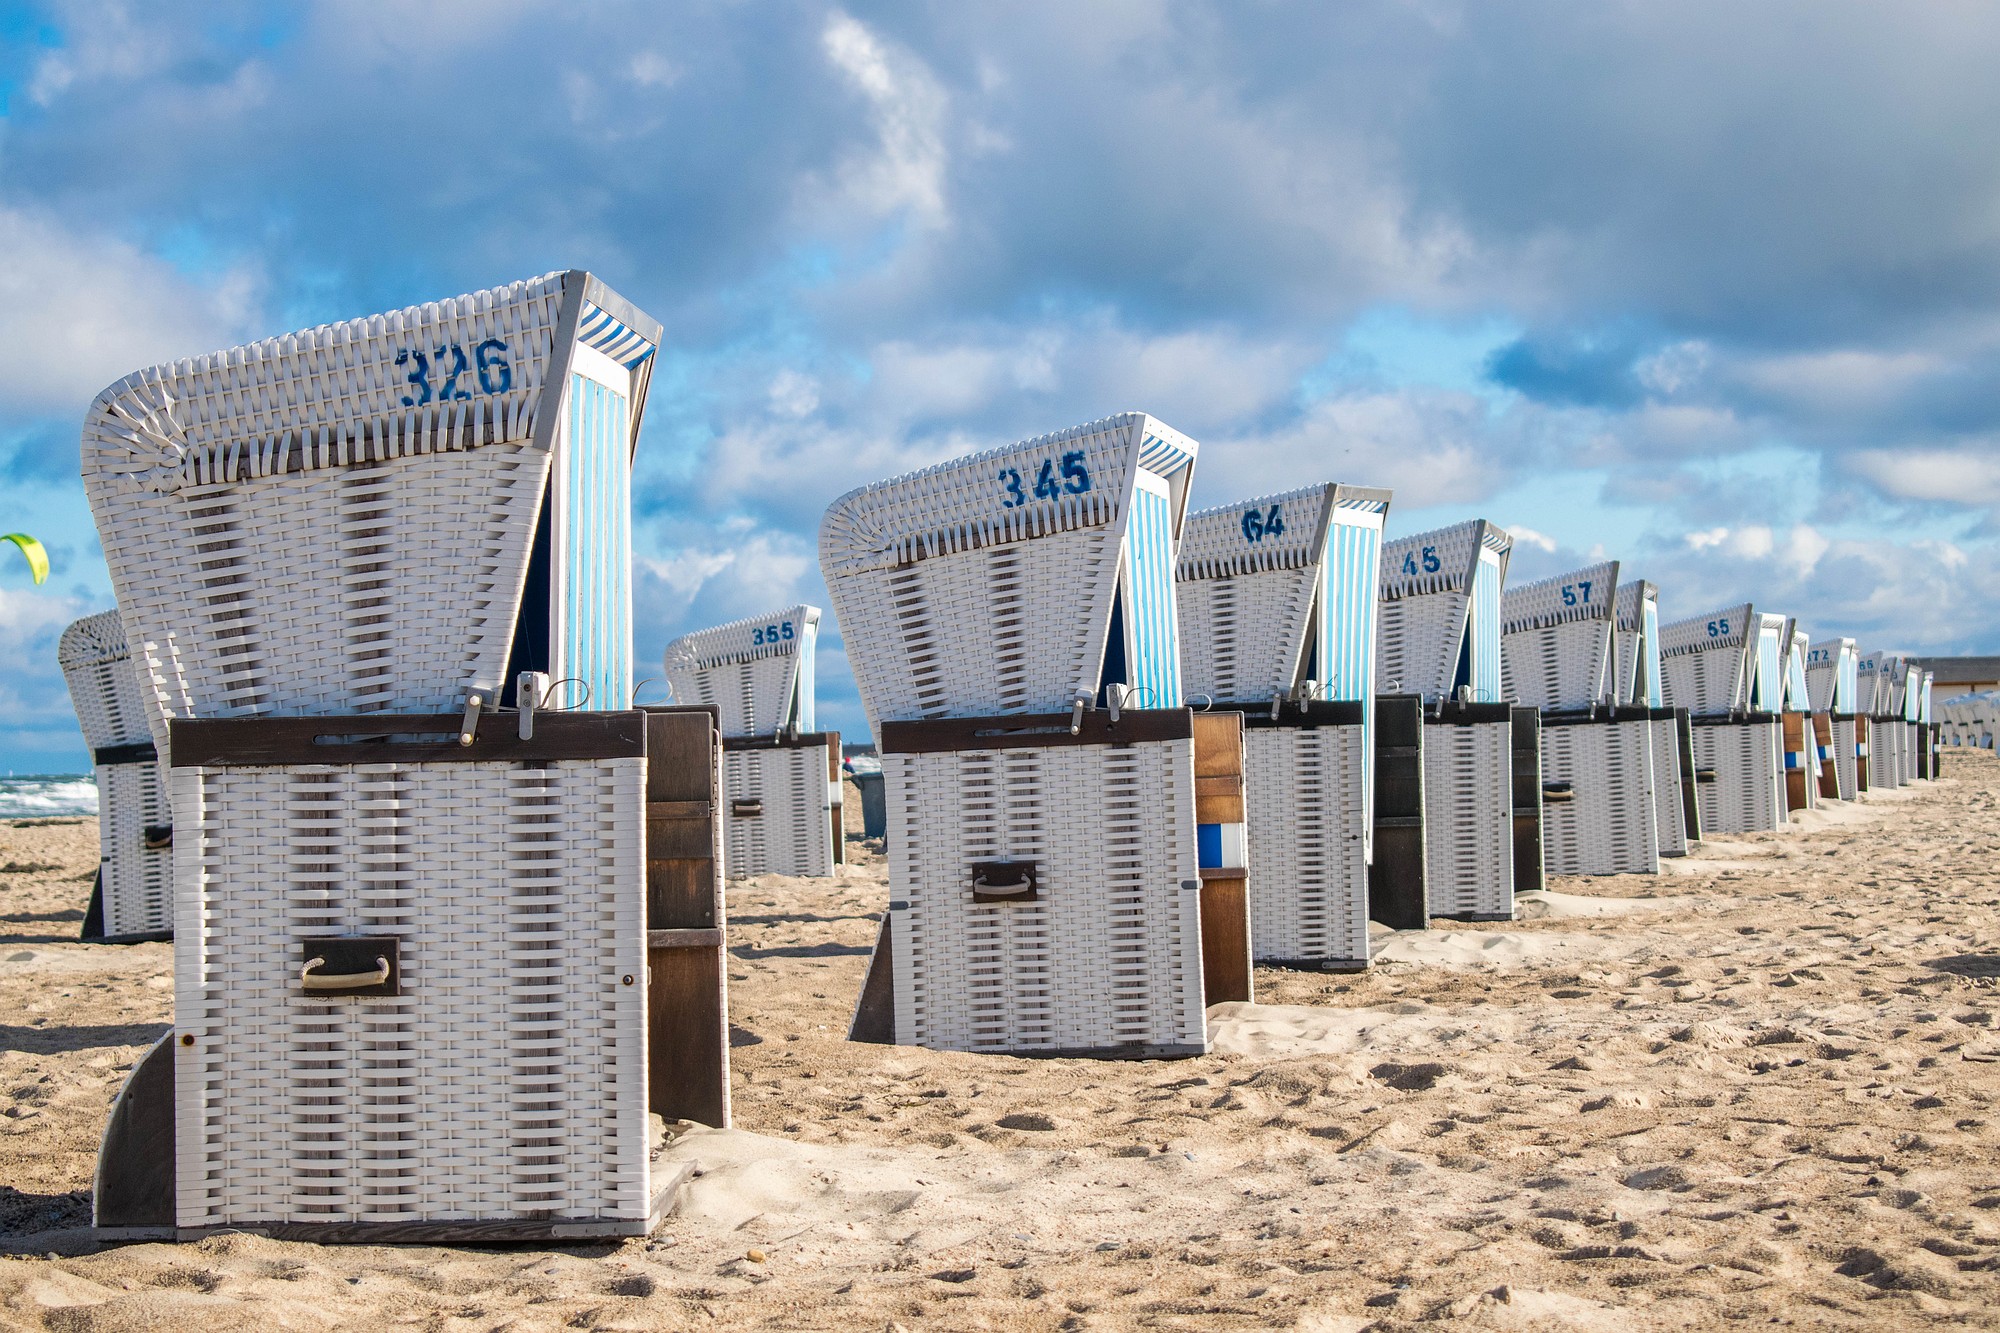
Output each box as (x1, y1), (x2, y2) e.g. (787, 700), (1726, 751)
(0, 205), (258, 413)
(1506, 524), (1558, 553)
(1849, 447), (2000, 506)
(817, 12), (951, 230)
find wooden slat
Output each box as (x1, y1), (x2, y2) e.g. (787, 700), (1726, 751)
(648, 943), (729, 1128)
(881, 708), (1193, 754)
(647, 928), (724, 949)
(826, 730), (846, 868)
(93, 1034), (175, 1229)
(642, 707), (729, 1130)
(1369, 694), (1428, 931)
(1782, 711), (1808, 812)
(1198, 878), (1251, 1004)
(170, 711), (647, 768)
(1189, 711), (1252, 1004)
(722, 731), (835, 752)
(1510, 706), (1545, 897)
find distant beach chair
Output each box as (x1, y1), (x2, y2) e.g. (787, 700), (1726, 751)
(1659, 605), (1787, 834)
(1612, 577), (1696, 855)
(1918, 670), (1938, 775)
(1779, 620), (1822, 813)
(58, 610), (172, 943)
(665, 605), (843, 878)
(1176, 482), (1392, 969)
(826, 413), (1238, 1057)
(1806, 636), (1861, 798)
(1501, 560), (1661, 875)
(85, 273), (725, 1243)
(1854, 651), (1902, 789)
(1375, 520), (1526, 920)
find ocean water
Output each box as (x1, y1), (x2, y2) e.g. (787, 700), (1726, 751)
(0, 775), (100, 819)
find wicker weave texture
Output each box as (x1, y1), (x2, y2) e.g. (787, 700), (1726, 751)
(1422, 720), (1513, 917)
(664, 606), (819, 739)
(171, 756), (648, 1228)
(1650, 716), (1689, 856)
(1242, 725), (1368, 965)
(1831, 718), (1861, 797)
(60, 610), (152, 749)
(1378, 520), (1511, 704)
(1660, 604), (1754, 715)
(1539, 721), (1659, 875)
(1500, 562), (1618, 712)
(83, 273), (655, 751)
(96, 759), (173, 937)
(61, 610), (173, 935)
(820, 414), (1196, 724)
(723, 745), (837, 879)
(882, 738), (1205, 1055)
(1806, 638), (1858, 714)
(1691, 721), (1783, 834)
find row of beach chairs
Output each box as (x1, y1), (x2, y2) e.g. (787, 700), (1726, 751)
(60, 273), (1940, 1243)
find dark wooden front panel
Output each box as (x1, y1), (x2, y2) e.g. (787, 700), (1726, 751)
(1855, 715), (1871, 791)
(1813, 713), (1840, 798)
(1510, 707), (1545, 896)
(1675, 709), (1702, 842)
(646, 941), (728, 1129)
(642, 707), (730, 1129)
(826, 731), (845, 866)
(1191, 712), (1251, 1004)
(1369, 694), (1427, 931)
(94, 1034), (175, 1230)
(1782, 711), (1809, 813)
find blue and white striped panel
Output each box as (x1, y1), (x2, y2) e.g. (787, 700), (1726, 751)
(795, 618), (818, 732)
(1756, 627), (1784, 711)
(1320, 506), (1383, 845)
(1785, 647), (1812, 711)
(577, 302), (657, 369)
(1136, 431), (1195, 483)
(1469, 551), (1503, 703)
(1838, 651), (1857, 712)
(563, 372), (632, 711)
(1642, 599), (1663, 706)
(1120, 472), (1182, 709)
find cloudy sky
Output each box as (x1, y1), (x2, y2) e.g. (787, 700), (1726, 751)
(1, 0), (1997, 768)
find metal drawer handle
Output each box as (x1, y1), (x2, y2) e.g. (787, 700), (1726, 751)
(301, 955), (391, 989)
(970, 875), (1035, 897)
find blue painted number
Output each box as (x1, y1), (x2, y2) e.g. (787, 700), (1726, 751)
(751, 621), (795, 646)
(998, 451), (1092, 508)
(397, 338), (512, 407)
(1560, 580), (1592, 607)
(1240, 503), (1285, 544)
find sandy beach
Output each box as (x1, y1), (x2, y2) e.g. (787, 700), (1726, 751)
(1, 756), (1997, 1330)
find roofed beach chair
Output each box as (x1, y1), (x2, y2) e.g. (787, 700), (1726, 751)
(825, 413), (1243, 1058)
(1501, 561), (1661, 875)
(1375, 520), (1527, 919)
(84, 273), (727, 1243)
(1176, 482), (1391, 969)
(1854, 650), (1900, 789)
(1659, 605), (1786, 834)
(665, 605), (843, 878)
(1806, 637), (1861, 798)
(59, 610), (172, 942)
(1612, 577), (1696, 855)
(1779, 621), (1822, 813)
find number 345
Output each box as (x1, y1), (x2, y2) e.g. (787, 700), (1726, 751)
(999, 450), (1092, 508)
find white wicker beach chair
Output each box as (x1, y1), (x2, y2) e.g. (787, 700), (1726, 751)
(1659, 605), (1786, 834)
(82, 270), (657, 753)
(1500, 562), (1660, 876)
(665, 605), (842, 878)
(1376, 520), (1518, 919)
(1176, 482), (1391, 968)
(1611, 578), (1694, 856)
(59, 610), (172, 941)
(1778, 621), (1822, 813)
(1854, 650), (1903, 789)
(824, 414), (1233, 1057)
(1806, 636), (1860, 798)
(84, 276), (731, 1244)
